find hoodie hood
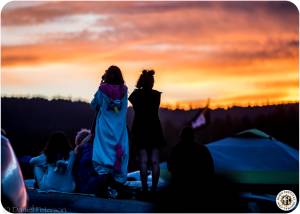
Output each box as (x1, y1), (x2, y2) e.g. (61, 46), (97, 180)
(99, 83), (127, 100)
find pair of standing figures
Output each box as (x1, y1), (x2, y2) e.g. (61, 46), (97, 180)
(91, 65), (165, 193)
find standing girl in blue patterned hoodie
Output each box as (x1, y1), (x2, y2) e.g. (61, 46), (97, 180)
(91, 65), (129, 190)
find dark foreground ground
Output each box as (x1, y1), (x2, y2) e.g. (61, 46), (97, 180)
(25, 189), (154, 213)
(20, 182), (295, 213)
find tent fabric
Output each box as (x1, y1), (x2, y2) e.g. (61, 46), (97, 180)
(207, 129), (299, 184)
(235, 129), (273, 139)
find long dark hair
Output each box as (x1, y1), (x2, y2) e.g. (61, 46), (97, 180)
(136, 69), (155, 89)
(102, 65), (124, 85)
(44, 132), (72, 164)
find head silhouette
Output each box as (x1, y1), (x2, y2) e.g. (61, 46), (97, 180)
(44, 131), (71, 164)
(102, 65), (124, 85)
(75, 129), (92, 146)
(136, 69), (155, 90)
(180, 126), (194, 144)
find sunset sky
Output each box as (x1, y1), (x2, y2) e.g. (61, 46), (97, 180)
(1, 1), (299, 109)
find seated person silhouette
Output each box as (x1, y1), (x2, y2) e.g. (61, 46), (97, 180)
(163, 126), (241, 212)
(164, 126), (214, 212)
(30, 132), (76, 192)
(73, 129), (110, 196)
(168, 126), (214, 186)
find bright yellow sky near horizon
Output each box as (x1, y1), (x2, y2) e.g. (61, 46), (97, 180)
(1, 1), (299, 109)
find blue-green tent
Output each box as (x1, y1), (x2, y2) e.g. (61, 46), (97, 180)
(206, 129), (299, 185)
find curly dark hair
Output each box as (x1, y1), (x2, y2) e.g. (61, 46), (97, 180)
(102, 65), (125, 85)
(44, 132), (72, 164)
(136, 69), (155, 89)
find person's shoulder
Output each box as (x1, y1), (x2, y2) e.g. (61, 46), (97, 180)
(152, 90), (162, 98)
(30, 153), (47, 165)
(32, 153), (46, 160)
(152, 89), (162, 94)
(152, 90), (161, 100)
(195, 143), (211, 155)
(132, 88), (141, 94)
(93, 88), (102, 97)
(129, 88), (141, 98)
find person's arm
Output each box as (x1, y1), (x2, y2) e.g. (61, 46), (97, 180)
(123, 88), (128, 109)
(154, 90), (162, 109)
(158, 92), (161, 106)
(30, 154), (47, 188)
(128, 89), (136, 105)
(29, 153), (47, 167)
(66, 151), (77, 175)
(91, 90), (103, 112)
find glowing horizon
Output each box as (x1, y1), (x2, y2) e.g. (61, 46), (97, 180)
(1, 1), (299, 109)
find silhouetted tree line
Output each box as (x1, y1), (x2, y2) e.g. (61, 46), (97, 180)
(1, 97), (298, 177)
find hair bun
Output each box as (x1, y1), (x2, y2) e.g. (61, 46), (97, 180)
(148, 70), (155, 76)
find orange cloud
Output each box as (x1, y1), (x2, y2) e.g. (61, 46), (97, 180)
(254, 79), (299, 89)
(1, 1), (298, 107)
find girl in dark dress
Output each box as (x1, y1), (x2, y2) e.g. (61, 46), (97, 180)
(129, 70), (165, 193)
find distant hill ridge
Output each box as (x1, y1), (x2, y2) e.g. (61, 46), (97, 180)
(1, 97), (299, 159)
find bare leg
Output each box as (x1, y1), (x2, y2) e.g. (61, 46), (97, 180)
(138, 149), (148, 192)
(151, 148), (160, 192)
